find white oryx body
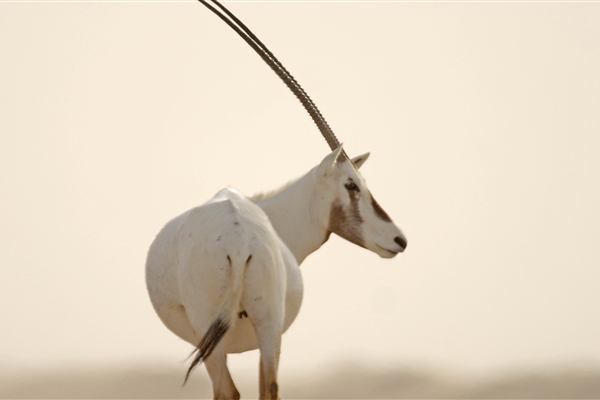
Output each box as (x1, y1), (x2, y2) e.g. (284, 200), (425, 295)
(146, 188), (302, 353)
(146, 147), (406, 399)
(149, 2), (408, 399)
(146, 187), (301, 399)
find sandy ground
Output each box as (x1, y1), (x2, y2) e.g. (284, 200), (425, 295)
(2, 363), (600, 399)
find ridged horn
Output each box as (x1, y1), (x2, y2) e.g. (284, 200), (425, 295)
(197, 0), (346, 156)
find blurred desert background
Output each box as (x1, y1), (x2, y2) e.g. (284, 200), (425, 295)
(1, 1), (600, 398)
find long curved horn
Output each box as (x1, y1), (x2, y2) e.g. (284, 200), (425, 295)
(198, 0), (345, 155)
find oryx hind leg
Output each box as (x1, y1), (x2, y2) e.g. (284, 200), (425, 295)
(242, 270), (284, 399)
(204, 346), (240, 400)
(257, 334), (281, 400)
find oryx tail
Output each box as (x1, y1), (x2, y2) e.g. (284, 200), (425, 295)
(183, 253), (248, 385)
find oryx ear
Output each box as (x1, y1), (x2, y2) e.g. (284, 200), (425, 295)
(351, 152), (370, 169)
(318, 145), (344, 176)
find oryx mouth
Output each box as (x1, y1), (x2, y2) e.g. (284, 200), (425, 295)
(377, 245), (400, 256)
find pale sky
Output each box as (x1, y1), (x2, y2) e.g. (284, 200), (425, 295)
(1, 0), (599, 380)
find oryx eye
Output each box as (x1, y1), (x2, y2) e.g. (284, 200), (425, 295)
(345, 182), (360, 192)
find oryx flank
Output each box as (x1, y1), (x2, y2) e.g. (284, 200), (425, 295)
(145, 1), (407, 399)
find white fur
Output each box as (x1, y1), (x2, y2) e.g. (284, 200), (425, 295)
(145, 147), (405, 399)
(254, 147), (406, 262)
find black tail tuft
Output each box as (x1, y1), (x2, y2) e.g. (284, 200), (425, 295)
(183, 318), (229, 385)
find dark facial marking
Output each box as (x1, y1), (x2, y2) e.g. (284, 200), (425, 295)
(348, 187), (362, 222)
(369, 191), (392, 222)
(328, 199), (365, 248)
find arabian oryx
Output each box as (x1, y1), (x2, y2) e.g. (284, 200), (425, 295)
(145, 1), (407, 399)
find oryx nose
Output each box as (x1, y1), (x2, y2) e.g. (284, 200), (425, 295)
(394, 236), (407, 252)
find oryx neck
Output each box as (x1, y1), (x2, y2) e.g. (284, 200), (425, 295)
(251, 169), (328, 265)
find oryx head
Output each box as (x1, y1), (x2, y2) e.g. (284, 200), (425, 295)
(199, 0), (407, 257)
(316, 146), (407, 258)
